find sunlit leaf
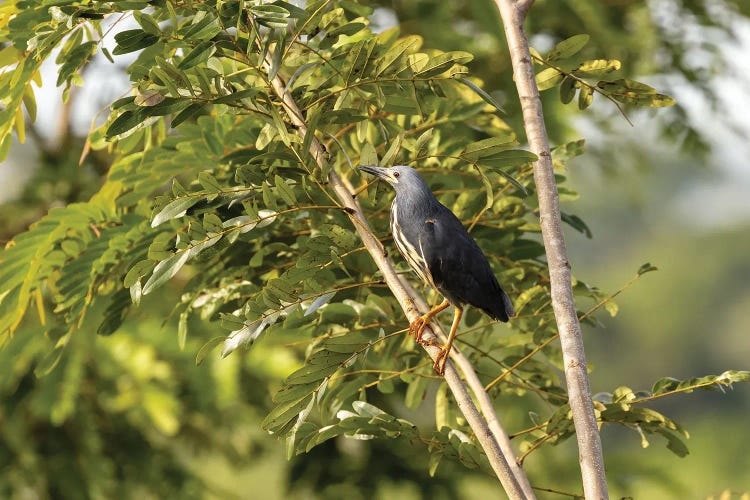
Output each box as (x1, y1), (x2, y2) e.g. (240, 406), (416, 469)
(547, 34), (589, 62)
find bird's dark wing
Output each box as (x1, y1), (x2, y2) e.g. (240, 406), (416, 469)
(418, 204), (514, 321)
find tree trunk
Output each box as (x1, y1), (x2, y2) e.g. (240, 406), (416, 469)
(493, 1), (610, 498)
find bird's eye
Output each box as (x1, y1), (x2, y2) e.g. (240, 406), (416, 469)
(394, 172), (400, 178)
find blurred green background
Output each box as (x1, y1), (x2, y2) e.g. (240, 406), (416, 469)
(1, 0), (749, 498)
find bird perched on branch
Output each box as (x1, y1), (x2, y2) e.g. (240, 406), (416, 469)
(359, 165), (515, 375)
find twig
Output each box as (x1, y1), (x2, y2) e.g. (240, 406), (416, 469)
(265, 58), (530, 500)
(531, 485), (584, 499)
(493, 1), (609, 499)
(529, 54), (633, 127)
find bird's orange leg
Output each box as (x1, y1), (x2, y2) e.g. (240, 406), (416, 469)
(434, 306), (463, 375)
(408, 298), (450, 344)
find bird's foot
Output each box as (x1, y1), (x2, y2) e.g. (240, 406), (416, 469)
(433, 347), (449, 376)
(408, 315), (432, 344)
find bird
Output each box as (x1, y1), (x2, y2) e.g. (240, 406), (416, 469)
(359, 165), (515, 375)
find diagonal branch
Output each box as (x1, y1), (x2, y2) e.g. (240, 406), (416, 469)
(396, 278), (536, 499)
(265, 60), (530, 500)
(493, 1), (609, 499)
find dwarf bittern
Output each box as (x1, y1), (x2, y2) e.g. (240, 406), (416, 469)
(360, 165), (515, 375)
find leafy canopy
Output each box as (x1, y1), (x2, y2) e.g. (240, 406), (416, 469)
(0, 0), (747, 493)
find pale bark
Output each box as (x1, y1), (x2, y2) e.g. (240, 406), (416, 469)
(493, 1), (610, 499)
(266, 61), (531, 499)
(400, 280), (536, 499)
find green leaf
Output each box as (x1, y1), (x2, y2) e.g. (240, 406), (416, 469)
(428, 452), (442, 477)
(597, 79), (675, 107)
(34, 344), (66, 377)
(658, 429), (689, 457)
(457, 77), (505, 113)
(345, 38), (375, 85)
(578, 85), (593, 110)
(352, 400), (387, 418)
(124, 260), (156, 288)
(574, 59), (621, 78)
(178, 40), (215, 69)
(142, 251), (191, 294)
(560, 212), (592, 238)
(462, 136), (516, 160)
(182, 15), (221, 41)
(22, 85), (37, 122)
(151, 197), (201, 227)
(106, 110), (144, 138)
(478, 149), (537, 166)
(475, 164), (494, 213)
(273, 0), (307, 18)
(140, 97), (189, 117)
(134, 11), (161, 36)
(101, 47), (114, 64)
(262, 395), (315, 434)
(381, 133), (403, 166)
(249, 4), (291, 18)
(196, 173), (220, 197)
(196, 336), (226, 365)
(171, 103), (206, 127)
(375, 35), (422, 76)
(547, 34), (589, 62)
(552, 139), (586, 162)
(113, 29), (159, 55)
(637, 262), (658, 275)
(0, 135), (11, 162)
(405, 376), (429, 409)
(0, 45), (19, 68)
(559, 76), (577, 104)
(178, 311), (188, 350)
(269, 31), (285, 81)
(359, 142), (378, 167)
(305, 292), (336, 316)
(535, 67), (564, 91)
(135, 90), (165, 107)
(435, 382), (450, 431)
(319, 303), (357, 324)
(414, 51), (473, 78)
(651, 377), (681, 395)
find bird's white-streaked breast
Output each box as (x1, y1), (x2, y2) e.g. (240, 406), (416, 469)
(390, 200), (433, 286)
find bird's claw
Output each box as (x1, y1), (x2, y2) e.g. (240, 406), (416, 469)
(433, 348), (449, 376)
(408, 310), (451, 376)
(408, 315), (431, 344)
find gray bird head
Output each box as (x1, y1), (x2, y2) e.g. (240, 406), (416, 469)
(359, 165), (431, 198)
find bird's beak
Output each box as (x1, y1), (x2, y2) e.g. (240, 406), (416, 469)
(359, 165), (394, 183)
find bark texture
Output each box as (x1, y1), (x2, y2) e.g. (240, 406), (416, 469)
(493, 1), (610, 499)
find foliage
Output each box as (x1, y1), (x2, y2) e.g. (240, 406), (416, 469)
(376, 0), (750, 152)
(0, 306), (281, 499)
(0, 0), (747, 497)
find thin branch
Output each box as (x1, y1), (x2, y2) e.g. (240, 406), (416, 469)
(264, 59), (530, 500)
(529, 54), (633, 126)
(531, 485), (584, 499)
(493, 1), (609, 499)
(396, 278), (536, 499)
(630, 380), (733, 405)
(517, 432), (554, 465)
(487, 269), (646, 392)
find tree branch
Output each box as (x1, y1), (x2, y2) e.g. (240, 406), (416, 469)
(493, 1), (610, 499)
(265, 62), (530, 500)
(397, 278), (536, 499)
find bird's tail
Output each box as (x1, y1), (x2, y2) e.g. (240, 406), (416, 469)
(500, 289), (515, 320)
(482, 286), (515, 322)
